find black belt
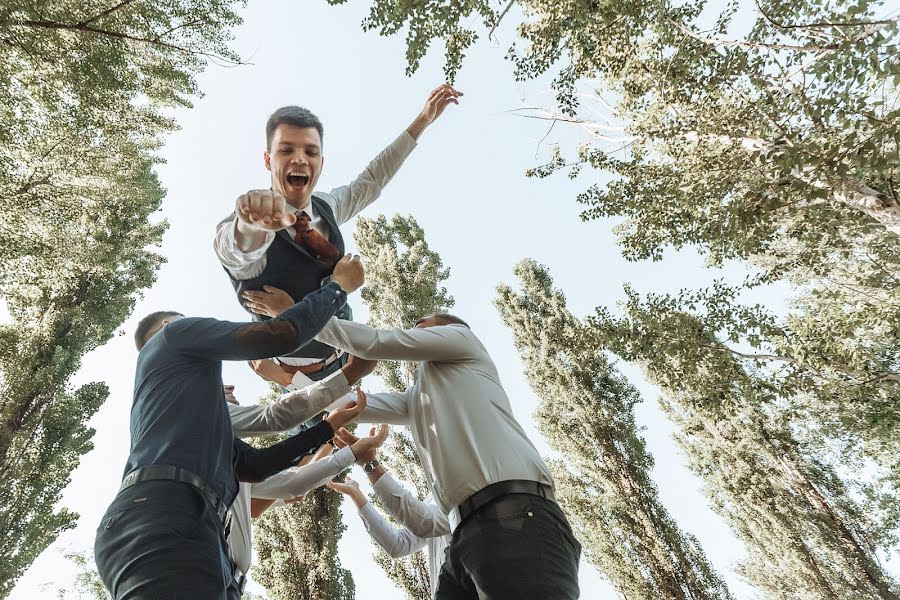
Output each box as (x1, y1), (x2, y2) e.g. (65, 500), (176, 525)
(449, 479), (556, 531)
(120, 465), (231, 533)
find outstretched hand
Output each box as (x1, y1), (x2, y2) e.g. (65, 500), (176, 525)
(344, 424), (389, 465)
(325, 387), (367, 430)
(242, 285), (295, 317)
(420, 84), (463, 124)
(407, 84), (463, 140)
(326, 476), (361, 496)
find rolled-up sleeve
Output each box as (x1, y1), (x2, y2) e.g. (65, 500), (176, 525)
(213, 214), (276, 280)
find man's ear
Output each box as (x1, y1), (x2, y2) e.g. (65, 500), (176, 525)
(264, 149), (272, 171)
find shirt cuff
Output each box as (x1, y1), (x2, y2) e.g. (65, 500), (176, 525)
(397, 130), (418, 153)
(322, 281), (348, 306)
(332, 445), (356, 470)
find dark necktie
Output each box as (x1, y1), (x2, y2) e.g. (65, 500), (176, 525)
(293, 211), (341, 267)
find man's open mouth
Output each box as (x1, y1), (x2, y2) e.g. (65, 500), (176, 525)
(286, 173), (310, 189)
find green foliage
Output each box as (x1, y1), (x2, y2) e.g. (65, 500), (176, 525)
(328, 0), (497, 82)
(250, 390), (355, 600)
(51, 551), (110, 600)
(252, 486), (355, 600)
(354, 214), (454, 599)
(590, 289), (900, 599)
(496, 260), (733, 599)
(0, 1), (244, 595)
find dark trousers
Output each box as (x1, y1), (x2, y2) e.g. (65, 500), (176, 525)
(434, 493), (581, 600)
(94, 480), (231, 599)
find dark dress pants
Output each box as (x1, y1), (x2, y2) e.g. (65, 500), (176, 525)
(434, 493), (581, 600)
(94, 480), (231, 599)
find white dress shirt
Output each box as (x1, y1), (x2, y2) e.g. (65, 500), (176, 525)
(357, 472), (451, 598)
(227, 369), (354, 573)
(214, 131), (417, 281)
(315, 319), (554, 521)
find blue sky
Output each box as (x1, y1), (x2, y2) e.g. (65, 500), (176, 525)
(10, 1), (879, 597)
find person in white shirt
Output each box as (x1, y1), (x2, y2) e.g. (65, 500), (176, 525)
(222, 356), (386, 599)
(327, 428), (450, 599)
(213, 84), (463, 387)
(246, 291), (582, 599)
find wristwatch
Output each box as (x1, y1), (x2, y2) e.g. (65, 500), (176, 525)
(363, 460), (379, 473)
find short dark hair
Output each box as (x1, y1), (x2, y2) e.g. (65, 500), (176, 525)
(266, 106), (324, 150)
(415, 312), (470, 328)
(134, 311), (182, 350)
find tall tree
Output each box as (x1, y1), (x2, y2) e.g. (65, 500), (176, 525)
(590, 287), (900, 599)
(0, 1), (243, 595)
(251, 388), (355, 600)
(352, 213), (454, 599)
(495, 259), (733, 600)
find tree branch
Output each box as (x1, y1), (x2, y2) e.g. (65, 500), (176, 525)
(754, 0), (900, 31)
(76, 0), (140, 27)
(0, 18), (243, 65)
(488, 0), (516, 41)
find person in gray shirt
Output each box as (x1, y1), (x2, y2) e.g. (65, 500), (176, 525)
(248, 283), (582, 600)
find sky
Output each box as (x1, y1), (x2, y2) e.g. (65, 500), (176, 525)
(9, 1), (892, 598)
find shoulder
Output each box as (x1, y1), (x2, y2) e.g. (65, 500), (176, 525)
(312, 193), (338, 215)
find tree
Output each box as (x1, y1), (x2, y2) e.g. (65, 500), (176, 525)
(331, 0), (899, 255)
(252, 486), (355, 600)
(352, 214), (454, 599)
(495, 259), (734, 599)
(250, 387), (355, 600)
(0, 1), (244, 595)
(589, 287), (900, 599)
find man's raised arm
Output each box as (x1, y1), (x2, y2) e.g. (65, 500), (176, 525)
(324, 84), (463, 226)
(166, 255), (363, 362)
(315, 318), (478, 363)
(231, 356), (377, 437)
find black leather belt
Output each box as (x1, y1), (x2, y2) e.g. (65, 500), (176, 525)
(120, 465), (231, 533)
(448, 479), (556, 531)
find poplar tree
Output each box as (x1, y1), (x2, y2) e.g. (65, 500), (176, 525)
(352, 214), (454, 599)
(249, 388), (355, 600)
(589, 287), (900, 599)
(0, 1), (243, 595)
(495, 260), (733, 600)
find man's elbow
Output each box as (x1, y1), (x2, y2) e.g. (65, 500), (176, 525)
(386, 544), (408, 559)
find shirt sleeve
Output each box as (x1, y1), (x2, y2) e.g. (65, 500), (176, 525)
(213, 213), (277, 280)
(250, 446), (356, 500)
(164, 283), (347, 361)
(373, 473), (451, 538)
(233, 420), (334, 483)
(315, 318), (479, 363)
(325, 389), (412, 426)
(230, 370), (351, 437)
(319, 131), (417, 225)
(358, 503), (427, 559)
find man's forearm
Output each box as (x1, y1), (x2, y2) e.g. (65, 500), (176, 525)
(230, 370), (351, 437)
(405, 114), (431, 141)
(234, 420), (334, 483)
